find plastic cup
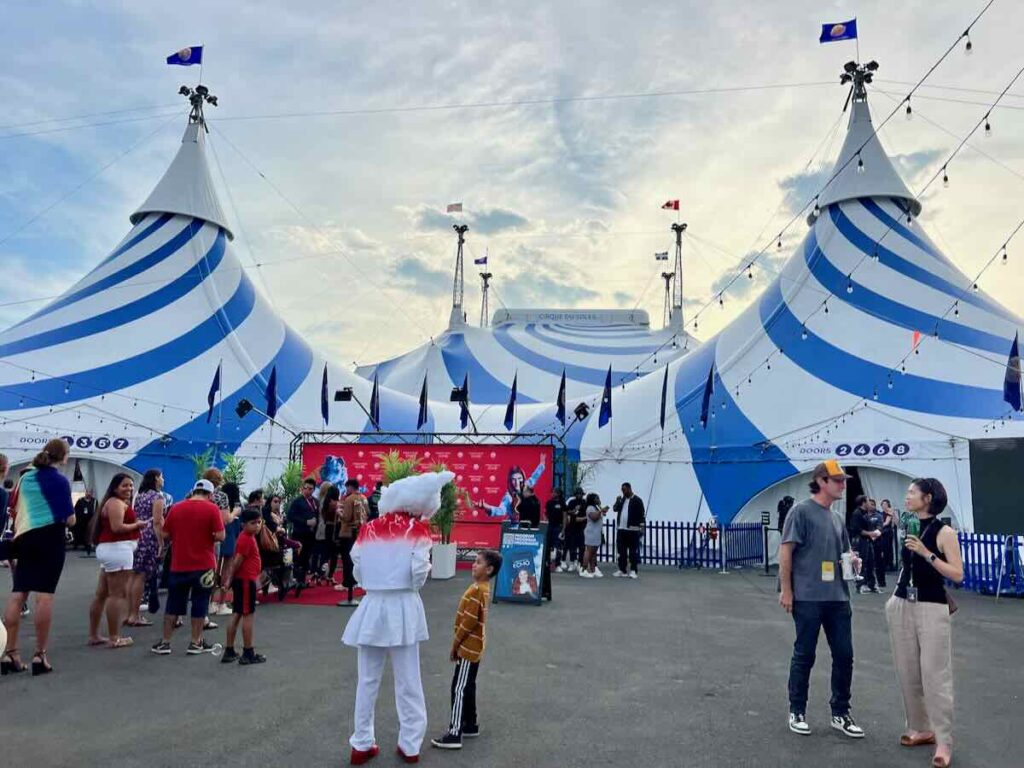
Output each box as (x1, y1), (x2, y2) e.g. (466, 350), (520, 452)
(906, 517), (921, 538)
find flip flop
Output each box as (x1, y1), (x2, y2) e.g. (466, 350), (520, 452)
(125, 619), (153, 627)
(87, 638), (110, 647)
(109, 637), (134, 649)
(901, 732), (936, 747)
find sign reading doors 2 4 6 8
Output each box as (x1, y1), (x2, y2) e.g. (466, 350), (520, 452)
(836, 443), (910, 458)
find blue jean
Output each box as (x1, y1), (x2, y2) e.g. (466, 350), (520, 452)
(788, 600), (854, 716)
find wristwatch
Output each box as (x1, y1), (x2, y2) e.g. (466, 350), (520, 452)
(928, 554), (937, 563)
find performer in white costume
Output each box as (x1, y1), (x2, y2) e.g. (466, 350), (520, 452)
(343, 470), (454, 766)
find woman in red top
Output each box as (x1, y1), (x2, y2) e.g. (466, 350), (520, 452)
(87, 473), (149, 648)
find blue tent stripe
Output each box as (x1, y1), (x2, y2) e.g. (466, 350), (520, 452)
(95, 212), (174, 270)
(0, 272), (257, 410)
(805, 229), (1012, 355)
(15, 218), (206, 328)
(524, 324), (665, 355)
(437, 332), (536, 404)
(491, 324), (634, 386)
(0, 230), (227, 358)
(857, 199), (956, 269)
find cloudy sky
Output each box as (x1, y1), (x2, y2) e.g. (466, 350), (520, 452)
(2, 0), (1022, 365)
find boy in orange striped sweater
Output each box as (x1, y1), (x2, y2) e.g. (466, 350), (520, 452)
(431, 549), (502, 750)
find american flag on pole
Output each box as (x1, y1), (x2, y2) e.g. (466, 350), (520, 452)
(446, 202), (463, 213)
(655, 251), (669, 261)
(661, 200), (680, 210)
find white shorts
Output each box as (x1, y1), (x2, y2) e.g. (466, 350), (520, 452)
(95, 541), (138, 573)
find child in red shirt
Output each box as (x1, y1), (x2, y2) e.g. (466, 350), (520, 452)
(220, 508), (265, 665)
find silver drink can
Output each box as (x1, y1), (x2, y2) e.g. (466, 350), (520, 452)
(841, 552), (855, 580)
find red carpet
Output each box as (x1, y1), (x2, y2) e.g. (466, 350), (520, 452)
(259, 578), (366, 608)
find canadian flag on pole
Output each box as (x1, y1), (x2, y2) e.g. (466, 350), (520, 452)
(446, 202), (463, 213)
(661, 200), (680, 210)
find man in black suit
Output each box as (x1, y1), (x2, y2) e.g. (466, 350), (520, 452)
(612, 482), (645, 579)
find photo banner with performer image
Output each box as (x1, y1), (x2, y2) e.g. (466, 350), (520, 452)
(300, 443), (554, 563)
(494, 522), (547, 606)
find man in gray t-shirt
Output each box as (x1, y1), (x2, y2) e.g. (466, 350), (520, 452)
(778, 460), (864, 740)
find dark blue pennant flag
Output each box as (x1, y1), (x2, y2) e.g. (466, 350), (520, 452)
(370, 371), (381, 429)
(459, 373), (470, 429)
(166, 46), (203, 66)
(266, 366), (278, 420)
(504, 373), (518, 431)
(819, 19), (857, 43)
(1005, 332), (1022, 412)
(700, 363), (715, 429)
(660, 364), (670, 430)
(206, 362), (221, 423)
(417, 374), (428, 430)
(320, 364), (329, 426)
(556, 369), (566, 427)
(598, 366), (612, 428)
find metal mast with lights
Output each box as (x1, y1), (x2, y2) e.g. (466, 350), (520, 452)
(668, 222), (687, 331)
(479, 270), (493, 327)
(840, 59), (879, 112)
(178, 84), (218, 130)
(661, 271), (675, 329)
(449, 224), (469, 328)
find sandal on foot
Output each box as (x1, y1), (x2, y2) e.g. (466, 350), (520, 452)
(31, 651), (53, 676)
(1, 650), (26, 674)
(109, 637), (134, 649)
(901, 732), (936, 747)
(87, 637), (110, 647)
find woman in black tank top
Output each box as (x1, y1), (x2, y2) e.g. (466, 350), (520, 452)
(884, 478), (964, 768)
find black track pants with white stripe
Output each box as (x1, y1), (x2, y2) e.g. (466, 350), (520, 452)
(447, 657), (480, 735)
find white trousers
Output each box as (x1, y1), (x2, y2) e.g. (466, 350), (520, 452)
(350, 643), (427, 756)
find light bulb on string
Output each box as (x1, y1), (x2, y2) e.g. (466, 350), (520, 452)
(900, 363), (907, 374)
(857, 153), (865, 174)
(887, 376), (894, 389)
(747, 265), (753, 279)
(823, 302), (829, 315)
(63, 382), (70, 394)
(1002, 247), (1008, 265)
(18, 397), (24, 407)
(872, 388), (879, 401)
(942, 167), (949, 187)
(30, 370), (35, 381)
(954, 302), (959, 317)
(906, 212), (913, 225)
(813, 198), (820, 217)
(872, 247), (880, 263)
(801, 326), (808, 340)
(693, 319), (698, 331)
(984, 119), (992, 137)
(777, 235), (783, 250)
(971, 282), (979, 292)
(965, 33), (973, 55)
(718, 295), (724, 308)
(846, 277), (854, 294)
(905, 98), (913, 120)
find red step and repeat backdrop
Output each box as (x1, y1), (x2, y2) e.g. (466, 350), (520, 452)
(301, 443), (554, 562)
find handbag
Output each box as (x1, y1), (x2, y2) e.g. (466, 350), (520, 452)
(258, 524), (279, 553)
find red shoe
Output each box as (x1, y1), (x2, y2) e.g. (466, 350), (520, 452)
(350, 745), (379, 765)
(396, 746), (419, 763)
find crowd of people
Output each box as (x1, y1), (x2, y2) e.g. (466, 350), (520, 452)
(0, 442), (968, 766)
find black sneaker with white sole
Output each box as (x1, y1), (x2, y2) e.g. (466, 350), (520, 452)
(831, 713), (865, 738)
(788, 712), (811, 735)
(186, 639), (216, 655)
(461, 724), (480, 738)
(430, 733), (463, 750)
(150, 640), (172, 656)
(220, 648), (239, 664)
(238, 651), (267, 665)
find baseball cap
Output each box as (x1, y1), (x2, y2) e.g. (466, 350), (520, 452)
(812, 459), (852, 480)
(192, 479), (215, 494)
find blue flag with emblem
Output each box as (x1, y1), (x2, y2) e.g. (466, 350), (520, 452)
(700, 363), (715, 429)
(320, 363), (329, 425)
(370, 371), (381, 430)
(266, 366), (278, 420)
(556, 369), (566, 427)
(417, 374), (428, 430)
(1005, 332), (1022, 412)
(166, 46), (203, 66)
(503, 373), (518, 431)
(819, 19), (857, 43)
(598, 366), (612, 428)
(206, 362), (221, 423)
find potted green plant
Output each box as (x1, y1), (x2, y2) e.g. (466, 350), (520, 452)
(429, 462), (468, 580)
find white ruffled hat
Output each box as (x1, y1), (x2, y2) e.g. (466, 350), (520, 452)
(378, 470), (456, 519)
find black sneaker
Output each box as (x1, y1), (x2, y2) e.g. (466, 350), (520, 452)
(239, 651), (267, 665)
(150, 640), (172, 656)
(430, 733), (462, 750)
(220, 648), (239, 664)
(186, 639), (216, 655)
(831, 713), (865, 738)
(462, 724), (480, 738)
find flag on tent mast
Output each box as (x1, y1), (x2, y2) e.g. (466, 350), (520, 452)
(700, 363), (715, 429)
(166, 46), (203, 66)
(320, 364), (329, 426)
(266, 366), (278, 420)
(661, 200), (680, 211)
(370, 371), (381, 430)
(1004, 332), (1022, 412)
(556, 369), (567, 427)
(655, 251), (669, 261)
(459, 373), (471, 429)
(659, 364), (670, 430)
(206, 362), (221, 423)
(503, 373), (518, 431)
(598, 366), (612, 428)
(446, 202), (463, 213)
(474, 253), (488, 266)
(819, 19), (858, 43)
(416, 374), (429, 430)
(912, 329), (922, 351)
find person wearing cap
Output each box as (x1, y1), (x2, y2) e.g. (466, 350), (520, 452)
(779, 459), (864, 739)
(150, 479), (225, 657)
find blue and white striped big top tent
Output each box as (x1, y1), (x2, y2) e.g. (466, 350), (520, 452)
(0, 83), (1020, 530)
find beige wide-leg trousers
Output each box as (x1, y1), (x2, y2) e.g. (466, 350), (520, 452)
(885, 595), (954, 745)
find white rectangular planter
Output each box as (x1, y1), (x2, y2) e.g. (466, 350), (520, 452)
(431, 542), (458, 580)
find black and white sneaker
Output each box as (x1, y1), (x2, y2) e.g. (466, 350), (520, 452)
(788, 712), (811, 735)
(430, 733), (463, 750)
(186, 639), (216, 655)
(462, 724), (480, 738)
(831, 714), (865, 738)
(150, 640), (172, 656)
